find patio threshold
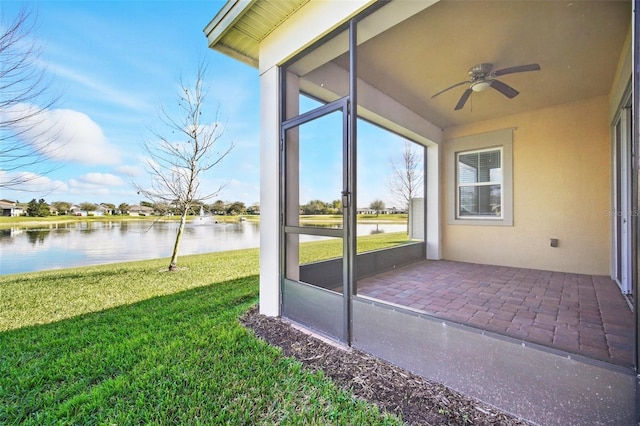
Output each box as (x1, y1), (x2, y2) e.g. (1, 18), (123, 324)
(356, 259), (634, 367)
(351, 295), (635, 426)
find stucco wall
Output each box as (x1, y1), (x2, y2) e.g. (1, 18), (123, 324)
(442, 96), (610, 275)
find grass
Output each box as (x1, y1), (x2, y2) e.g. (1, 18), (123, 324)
(299, 231), (414, 263)
(0, 234), (410, 425)
(299, 214), (408, 224)
(0, 249), (261, 332)
(0, 213), (404, 228)
(0, 232), (411, 331)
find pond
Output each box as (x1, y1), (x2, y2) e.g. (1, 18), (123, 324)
(0, 220), (407, 275)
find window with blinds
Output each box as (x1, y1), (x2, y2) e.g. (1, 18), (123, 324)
(456, 148), (502, 218)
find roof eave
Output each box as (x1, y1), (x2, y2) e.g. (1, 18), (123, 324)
(203, 0), (258, 59)
(214, 44), (259, 68)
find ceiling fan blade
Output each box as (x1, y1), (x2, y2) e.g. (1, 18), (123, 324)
(431, 81), (469, 99)
(493, 63), (540, 77)
(454, 88), (472, 110)
(490, 79), (519, 98)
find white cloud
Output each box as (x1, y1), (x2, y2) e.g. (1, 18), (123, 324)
(114, 164), (143, 177)
(69, 172), (125, 189)
(0, 170), (140, 204)
(47, 62), (153, 112)
(0, 171), (68, 200)
(1, 103), (121, 165)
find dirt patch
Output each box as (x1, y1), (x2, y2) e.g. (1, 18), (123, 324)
(241, 306), (532, 426)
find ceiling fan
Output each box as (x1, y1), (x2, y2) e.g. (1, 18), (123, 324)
(431, 63), (541, 111)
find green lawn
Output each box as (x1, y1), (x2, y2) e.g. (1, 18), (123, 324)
(0, 213), (404, 228)
(0, 233), (410, 425)
(299, 214), (408, 224)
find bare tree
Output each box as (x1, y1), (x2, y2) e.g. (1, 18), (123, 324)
(1, 6), (62, 189)
(388, 141), (424, 211)
(134, 63), (234, 271)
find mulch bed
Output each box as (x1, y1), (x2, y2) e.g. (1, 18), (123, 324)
(241, 306), (532, 426)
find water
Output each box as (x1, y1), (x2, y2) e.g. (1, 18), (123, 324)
(0, 220), (406, 275)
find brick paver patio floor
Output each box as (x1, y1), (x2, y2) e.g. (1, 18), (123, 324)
(356, 260), (634, 367)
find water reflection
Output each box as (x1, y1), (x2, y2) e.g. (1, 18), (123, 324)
(0, 221), (406, 275)
(26, 229), (51, 245)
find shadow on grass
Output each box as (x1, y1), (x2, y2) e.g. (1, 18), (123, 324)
(1, 274), (259, 339)
(0, 276), (258, 420)
(5, 268), (133, 285)
(1, 274), (397, 425)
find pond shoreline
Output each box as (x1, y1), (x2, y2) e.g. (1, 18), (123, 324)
(1, 219), (408, 276)
(0, 214), (407, 229)
(0, 215), (254, 229)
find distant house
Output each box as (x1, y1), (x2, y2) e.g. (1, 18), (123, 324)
(69, 205), (86, 216)
(128, 205), (154, 216)
(0, 200), (23, 217)
(357, 207), (406, 215)
(246, 204), (260, 215)
(92, 205), (114, 216)
(98, 204), (116, 215)
(357, 207), (376, 215)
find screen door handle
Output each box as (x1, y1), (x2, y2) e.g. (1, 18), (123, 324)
(341, 191), (350, 208)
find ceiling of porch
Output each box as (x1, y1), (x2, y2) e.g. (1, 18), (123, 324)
(345, 0), (631, 130)
(207, 0), (631, 131)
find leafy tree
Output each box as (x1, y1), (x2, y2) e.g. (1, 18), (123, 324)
(140, 200), (154, 208)
(25, 199), (37, 216)
(211, 200), (226, 215)
(369, 199), (385, 216)
(226, 201), (246, 215)
(301, 199), (329, 215)
(247, 202), (260, 215)
(26, 198), (49, 217)
(134, 63), (234, 271)
(118, 203), (130, 214)
(1, 6), (63, 189)
(79, 202), (97, 213)
(50, 200), (71, 215)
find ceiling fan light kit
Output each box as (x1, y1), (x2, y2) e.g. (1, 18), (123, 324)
(471, 81), (491, 92)
(432, 62), (541, 110)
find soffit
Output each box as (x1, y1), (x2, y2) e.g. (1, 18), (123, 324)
(346, 0), (631, 129)
(207, 0), (631, 130)
(204, 0), (309, 67)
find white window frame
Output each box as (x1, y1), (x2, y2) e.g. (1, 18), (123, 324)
(456, 147), (503, 220)
(446, 128), (513, 226)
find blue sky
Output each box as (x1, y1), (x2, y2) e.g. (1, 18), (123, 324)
(0, 0), (415, 209)
(0, 0), (262, 206)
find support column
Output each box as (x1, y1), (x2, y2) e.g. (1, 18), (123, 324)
(259, 65), (280, 317)
(426, 142), (441, 260)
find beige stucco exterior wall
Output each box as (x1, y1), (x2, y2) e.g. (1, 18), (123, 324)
(442, 95), (611, 275)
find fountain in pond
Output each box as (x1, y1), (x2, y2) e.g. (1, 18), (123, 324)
(193, 207), (216, 225)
